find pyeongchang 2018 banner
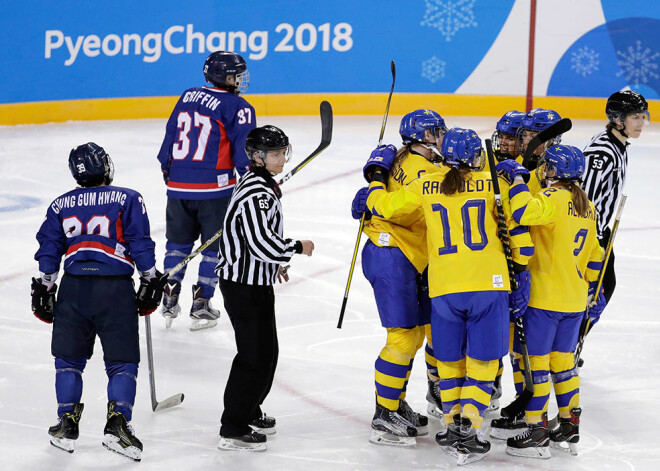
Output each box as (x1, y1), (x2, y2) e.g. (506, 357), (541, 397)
(1, 0), (659, 104)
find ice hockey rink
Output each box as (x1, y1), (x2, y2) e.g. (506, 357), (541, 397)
(1, 114), (659, 470)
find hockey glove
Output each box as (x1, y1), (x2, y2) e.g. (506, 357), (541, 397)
(587, 282), (606, 325)
(363, 144), (397, 183)
(351, 187), (371, 220)
(31, 277), (57, 324)
(136, 271), (168, 316)
(509, 269), (530, 319)
(496, 159), (530, 185)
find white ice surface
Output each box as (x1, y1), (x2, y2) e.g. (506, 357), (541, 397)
(1, 115), (659, 470)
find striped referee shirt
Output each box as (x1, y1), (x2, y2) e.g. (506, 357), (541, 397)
(582, 129), (628, 238)
(216, 166), (299, 285)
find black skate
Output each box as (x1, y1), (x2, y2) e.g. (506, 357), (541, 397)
(189, 284), (220, 331)
(398, 399), (428, 435)
(550, 407), (581, 456)
(426, 379), (443, 419)
(102, 401), (143, 462)
(369, 403), (417, 448)
(456, 418), (491, 465)
(48, 403), (84, 453)
(249, 413), (276, 435)
(161, 280), (181, 328)
(218, 430), (267, 452)
(489, 409), (527, 439)
(435, 414), (461, 459)
(505, 415), (551, 459)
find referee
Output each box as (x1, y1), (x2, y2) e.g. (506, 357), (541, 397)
(215, 125), (314, 452)
(582, 90), (649, 303)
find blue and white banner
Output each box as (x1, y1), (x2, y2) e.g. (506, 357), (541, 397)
(1, 0), (658, 104)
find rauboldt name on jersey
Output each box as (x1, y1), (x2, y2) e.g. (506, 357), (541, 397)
(51, 190), (127, 215)
(422, 178), (494, 195)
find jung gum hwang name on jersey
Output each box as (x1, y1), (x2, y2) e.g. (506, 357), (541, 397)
(44, 22), (353, 66)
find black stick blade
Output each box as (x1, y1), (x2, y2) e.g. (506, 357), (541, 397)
(500, 389), (533, 419)
(523, 117), (573, 161)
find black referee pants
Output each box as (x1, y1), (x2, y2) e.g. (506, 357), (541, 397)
(599, 227), (616, 304)
(218, 278), (278, 437)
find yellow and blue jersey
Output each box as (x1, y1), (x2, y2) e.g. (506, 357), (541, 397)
(366, 170), (533, 298)
(363, 151), (443, 273)
(508, 181), (605, 312)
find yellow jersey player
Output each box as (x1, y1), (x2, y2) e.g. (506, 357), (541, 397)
(351, 109), (447, 447)
(488, 110), (526, 411)
(496, 145), (605, 459)
(364, 128), (532, 465)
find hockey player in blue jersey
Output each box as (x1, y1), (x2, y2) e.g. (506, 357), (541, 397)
(32, 143), (165, 461)
(156, 50), (257, 330)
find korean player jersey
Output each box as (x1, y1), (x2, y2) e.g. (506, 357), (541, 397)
(509, 181), (605, 312)
(35, 186), (156, 276)
(363, 152), (444, 273)
(367, 170), (532, 298)
(157, 87), (256, 200)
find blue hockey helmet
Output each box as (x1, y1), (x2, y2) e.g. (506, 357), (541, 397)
(496, 110), (526, 136)
(521, 108), (561, 132)
(538, 145), (585, 183)
(399, 109), (447, 145)
(68, 142), (114, 187)
(440, 128), (484, 169)
(493, 110), (525, 161)
(203, 51), (249, 95)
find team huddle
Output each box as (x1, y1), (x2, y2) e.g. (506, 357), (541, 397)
(350, 91), (648, 464)
(29, 45), (648, 464)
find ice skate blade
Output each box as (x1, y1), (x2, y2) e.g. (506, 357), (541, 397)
(489, 426), (524, 440)
(505, 445), (551, 459)
(250, 425), (276, 435)
(218, 437), (267, 452)
(165, 317), (173, 329)
(369, 430), (416, 448)
(440, 445), (459, 459)
(102, 435), (142, 462)
(50, 437), (75, 453)
(190, 318), (218, 331)
(456, 451), (487, 465)
(551, 440), (578, 456)
(427, 403), (444, 420)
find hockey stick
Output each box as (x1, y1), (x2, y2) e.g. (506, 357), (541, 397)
(485, 139), (535, 419)
(574, 194), (626, 365)
(144, 314), (184, 411)
(278, 100), (333, 185)
(165, 101), (334, 279)
(337, 60), (396, 329)
(522, 118), (572, 166)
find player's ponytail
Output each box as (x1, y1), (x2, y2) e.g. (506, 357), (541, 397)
(440, 166), (472, 195)
(390, 145), (409, 177)
(558, 181), (589, 217)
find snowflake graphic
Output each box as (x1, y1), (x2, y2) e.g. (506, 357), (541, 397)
(616, 40), (659, 84)
(571, 46), (599, 77)
(420, 0), (477, 42)
(422, 56), (446, 83)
